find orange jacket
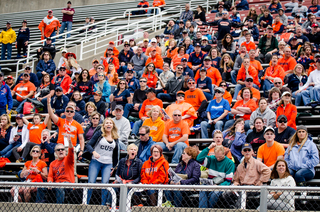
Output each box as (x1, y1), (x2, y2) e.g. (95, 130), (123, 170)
(103, 56), (120, 72)
(141, 155), (169, 184)
(241, 41), (256, 52)
(195, 67), (222, 86)
(146, 46), (162, 57)
(104, 47), (119, 58)
(308, 62), (316, 76)
(51, 74), (72, 94)
(261, 64), (286, 82)
(146, 54), (164, 69)
(142, 72), (158, 88)
(166, 47), (178, 59)
(139, 98), (163, 118)
(38, 15), (61, 39)
(237, 65), (260, 87)
(276, 103), (297, 130)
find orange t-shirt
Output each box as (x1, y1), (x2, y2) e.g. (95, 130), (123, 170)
(27, 123), (47, 144)
(185, 88), (207, 111)
(48, 147), (75, 183)
(241, 42), (256, 52)
(24, 160), (47, 181)
(250, 60), (263, 72)
(237, 87), (261, 102)
(172, 54), (189, 70)
(232, 99), (258, 121)
(166, 48), (178, 59)
(146, 46), (162, 57)
(195, 67), (222, 86)
(153, 0), (166, 7)
(139, 98), (163, 119)
(237, 65), (260, 87)
(56, 118), (84, 146)
(13, 81), (36, 102)
(164, 119), (190, 145)
(208, 146), (233, 160)
(257, 141), (285, 167)
(278, 56), (297, 73)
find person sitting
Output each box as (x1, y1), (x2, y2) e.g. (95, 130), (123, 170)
(219, 54), (234, 82)
(197, 145), (235, 208)
(217, 34), (236, 60)
(109, 79), (132, 110)
(236, 76), (261, 103)
(249, 98), (276, 129)
(125, 69), (139, 95)
(93, 72), (111, 103)
(275, 115), (296, 148)
(48, 136), (74, 204)
(156, 62), (175, 91)
(288, 64), (308, 106)
(69, 90), (86, 116)
(140, 144), (169, 206)
(35, 73), (55, 107)
(16, 66), (39, 88)
(136, 126), (156, 162)
(159, 109), (190, 163)
(170, 46), (189, 72)
(284, 125), (319, 185)
(246, 117), (266, 157)
(164, 146), (201, 207)
(214, 81), (232, 104)
(0, 114), (13, 151)
(273, 77), (291, 94)
(142, 62), (159, 89)
(142, 106), (165, 143)
(259, 9), (273, 28)
(256, 26), (278, 63)
(201, 87), (230, 138)
(83, 112), (101, 142)
(10, 145), (47, 202)
(184, 78), (208, 116)
(51, 66), (72, 94)
(45, 86), (69, 116)
(112, 105), (131, 150)
(36, 51), (56, 81)
(236, 0), (249, 10)
(232, 143), (271, 208)
(92, 91), (107, 116)
(37, 37), (56, 59)
(263, 159), (296, 211)
(196, 68), (213, 101)
(164, 91), (197, 128)
(82, 102), (103, 127)
(207, 130), (233, 160)
(257, 127), (285, 169)
(276, 91), (297, 130)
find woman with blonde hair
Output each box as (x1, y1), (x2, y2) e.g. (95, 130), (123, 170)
(142, 106), (165, 142)
(288, 64), (308, 106)
(219, 54), (234, 82)
(166, 39), (178, 60)
(86, 118), (120, 206)
(276, 91), (297, 129)
(142, 63), (158, 88)
(63, 52), (81, 78)
(70, 90), (86, 115)
(0, 114), (12, 150)
(106, 63), (119, 86)
(285, 126), (319, 185)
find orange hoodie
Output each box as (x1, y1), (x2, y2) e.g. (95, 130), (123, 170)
(261, 64), (286, 82)
(146, 54), (164, 69)
(142, 117), (165, 142)
(165, 101), (197, 128)
(103, 56), (120, 71)
(237, 65), (260, 87)
(194, 67), (222, 86)
(141, 155), (169, 184)
(276, 103), (297, 130)
(104, 47), (119, 58)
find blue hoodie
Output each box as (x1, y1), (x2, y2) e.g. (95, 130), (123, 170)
(222, 130), (247, 162)
(137, 136), (155, 162)
(0, 81), (13, 110)
(285, 135), (319, 175)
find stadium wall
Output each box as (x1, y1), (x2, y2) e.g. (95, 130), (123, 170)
(0, 0), (134, 14)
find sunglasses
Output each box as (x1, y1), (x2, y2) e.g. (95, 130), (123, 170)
(66, 110), (74, 113)
(23, 75), (29, 77)
(56, 148), (65, 152)
(221, 84), (227, 87)
(44, 54), (49, 56)
(140, 80), (147, 83)
(138, 133), (146, 136)
(98, 75), (104, 76)
(173, 114), (181, 117)
(25, 68), (31, 70)
(176, 67), (183, 70)
(243, 149), (251, 152)
(97, 67), (104, 70)
(188, 82), (195, 85)
(274, 82), (282, 85)
(92, 117), (100, 120)
(177, 94), (185, 97)
(93, 61), (99, 64)
(226, 37), (231, 39)
(215, 90), (222, 94)
(148, 65), (155, 68)
(119, 83), (126, 85)
(278, 120), (287, 123)
(246, 80), (253, 82)
(32, 150), (40, 153)
(56, 90), (62, 92)
(59, 69), (66, 71)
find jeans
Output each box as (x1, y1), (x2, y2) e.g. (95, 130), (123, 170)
(0, 109), (6, 116)
(0, 141), (21, 158)
(233, 84), (259, 99)
(45, 31), (56, 44)
(289, 168), (314, 184)
(157, 142), (187, 163)
(13, 99), (26, 114)
(164, 190), (184, 207)
(54, 182), (71, 204)
(292, 91), (303, 106)
(263, 79), (274, 97)
(200, 120), (224, 138)
(59, 21), (73, 38)
(313, 86), (320, 102)
(123, 103), (141, 118)
(157, 93), (176, 102)
(301, 87), (315, 105)
(87, 159), (112, 205)
(1, 43), (12, 60)
(224, 119), (250, 132)
(231, 70), (238, 85)
(199, 190), (223, 208)
(132, 120), (143, 136)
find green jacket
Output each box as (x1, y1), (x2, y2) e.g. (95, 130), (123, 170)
(258, 35), (278, 55)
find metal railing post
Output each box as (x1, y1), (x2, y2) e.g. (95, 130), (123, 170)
(260, 186), (268, 212)
(119, 184), (128, 212)
(80, 41), (83, 60)
(94, 38), (97, 55)
(207, 0), (209, 13)
(82, 187), (88, 205)
(13, 186), (18, 203)
(157, 188), (163, 207)
(64, 34), (67, 48)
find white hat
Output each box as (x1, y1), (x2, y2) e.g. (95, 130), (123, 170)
(151, 38), (157, 43)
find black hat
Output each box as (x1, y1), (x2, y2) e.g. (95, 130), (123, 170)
(67, 1), (72, 4)
(46, 37), (52, 40)
(182, 29), (188, 34)
(146, 87), (156, 93)
(277, 115), (287, 122)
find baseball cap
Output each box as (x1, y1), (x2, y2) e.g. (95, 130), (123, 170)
(242, 27), (248, 31)
(6, 21), (11, 25)
(6, 75), (13, 79)
(266, 25), (273, 30)
(314, 53), (320, 58)
(204, 56), (211, 61)
(143, 38), (149, 42)
(277, 115), (287, 122)
(151, 47), (157, 51)
(215, 87), (225, 94)
(90, 17), (95, 20)
(202, 36), (208, 41)
(281, 91), (291, 97)
(23, 72), (30, 77)
(109, 41), (115, 45)
(107, 47), (113, 50)
(114, 105), (124, 111)
(187, 78), (196, 83)
(181, 58), (188, 62)
(61, 48), (67, 53)
(169, 32), (174, 35)
(194, 43), (201, 47)
(182, 29), (188, 34)
(279, 8), (284, 11)
(92, 59), (99, 63)
(59, 66), (66, 70)
(66, 105), (75, 111)
(16, 114), (23, 119)
(46, 37), (52, 40)
(242, 143), (253, 151)
(55, 86), (63, 91)
(245, 75), (253, 81)
(151, 38), (157, 43)
(154, 35), (160, 38)
(25, 65), (31, 70)
(292, 36), (298, 40)
(146, 87), (156, 93)
(312, 23), (319, 27)
(264, 126), (275, 135)
(179, 20), (184, 24)
(93, 91), (102, 95)
(48, 10), (53, 13)
(176, 91), (185, 96)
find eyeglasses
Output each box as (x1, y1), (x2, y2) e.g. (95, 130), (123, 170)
(221, 84), (227, 87)
(98, 75), (104, 76)
(44, 54), (49, 56)
(274, 82), (282, 85)
(173, 114), (181, 117)
(92, 117), (100, 120)
(119, 83), (126, 85)
(97, 67), (104, 70)
(32, 150), (40, 153)
(148, 65), (155, 68)
(65, 110), (74, 113)
(243, 149), (251, 152)
(226, 37), (231, 39)
(56, 148), (65, 152)
(176, 67), (183, 70)
(56, 90), (62, 92)
(188, 82), (195, 85)
(138, 133), (146, 136)
(278, 120), (287, 123)
(140, 80), (147, 83)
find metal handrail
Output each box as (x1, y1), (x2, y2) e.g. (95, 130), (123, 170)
(15, 57), (37, 79)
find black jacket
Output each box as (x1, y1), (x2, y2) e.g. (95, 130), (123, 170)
(116, 155), (143, 184)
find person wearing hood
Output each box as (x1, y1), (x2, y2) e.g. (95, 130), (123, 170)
(285, 125), (319, 185)
(142, 106), (165, 142)
(136, 126), (156, 162)
(249, 98), (276, 130)
(141, 144), (169, 206)
(246, 117), (266, 157)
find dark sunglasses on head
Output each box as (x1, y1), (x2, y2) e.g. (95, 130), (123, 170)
(243, 149), (251, 152)
(173, 114), (181, 117)
(32, 150), (40, 153)
(56, 148), (65, 152)
(66, 110), (74, 113)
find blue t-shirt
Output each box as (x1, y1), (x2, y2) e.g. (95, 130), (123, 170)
(211, 57), (221, 69)
(113, 89), (131, 106)
(197, 77), (212, 94)
(206, 98), (231, 120)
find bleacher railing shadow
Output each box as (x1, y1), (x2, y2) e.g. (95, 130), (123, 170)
(1, 182), (320, 212)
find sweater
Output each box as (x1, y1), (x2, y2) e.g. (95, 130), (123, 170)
(116, 156), (143, 184)
(249, 107), (276, 128)
(132, 89), (147, 105)
(196, 147), (234, 185)
(142, 117), (165, 142)
(130, 54), (148, 71)
(112, 116), (131, 145)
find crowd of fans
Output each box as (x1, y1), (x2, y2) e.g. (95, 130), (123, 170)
(0, 0), (320, 209)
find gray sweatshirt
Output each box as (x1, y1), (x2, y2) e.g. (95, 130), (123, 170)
(112, 116), (131, 145)
(130, 53), (148, 71)
(233, 53), (249, 72)
(249, 106), (276, 128)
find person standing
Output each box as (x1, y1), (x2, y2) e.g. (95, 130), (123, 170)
(38, 10), (61, 43)
(16, 20), (30, 58)
(0, 22), (16, 60)
(60, 1), (75, 38)
(0, 72), (12, 116)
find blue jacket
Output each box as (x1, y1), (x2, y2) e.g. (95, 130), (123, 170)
(36, 59), (56, 78)
(285, 135), (319, 175)
(0, 125), (12, 145)
(259, 14), (273, 27)
(223, 130), (246, 162)
(137, 136), (156, 162)
(0, 81), (13, 110)
(94, 80), (111, 103)
(51, 94), (69, 116)
(185, 44), (195, 55)
(40, 141), (57, 166)
(236, 0), (249, 10)
(15, 72), (39, 88)
(164, 24), (179, 34)
(269, 2), (282, 13)
(75, 99), (86, 116)
(116, 155), (143, 184)
(127, 77), (140, 94)
(118, 50), (134, 64)
(249, 25), (260, 41)
(173, 159), (201, 185)
(188, 51), (207, 66)
(287, 74), (308, 92)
